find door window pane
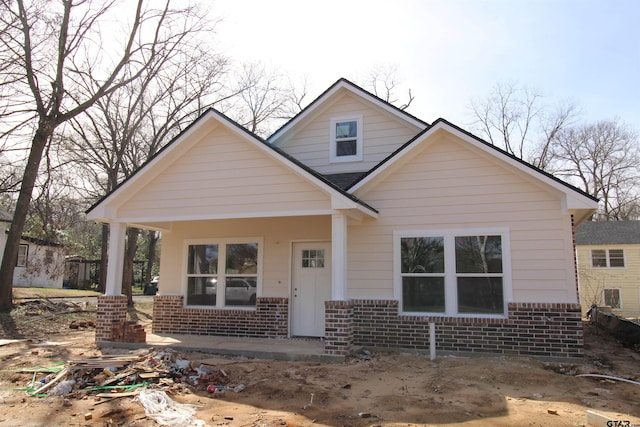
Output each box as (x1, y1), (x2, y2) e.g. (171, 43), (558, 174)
(302, 249), (325, 268)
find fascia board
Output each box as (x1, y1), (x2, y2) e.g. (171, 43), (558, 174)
(87, 109), (377, 222)
(350, 120), (598, 213)
(437, 123), (599, 211)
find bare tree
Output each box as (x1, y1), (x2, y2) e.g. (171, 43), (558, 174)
(469, 81), (578, 167)
(550, 120), (640, 220)
(0, 0), (215, 312)
(63, 22), (231, 299)
(361, 64), (414, 110)
(222, 63), (309, 138)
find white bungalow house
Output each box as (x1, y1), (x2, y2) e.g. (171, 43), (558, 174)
(87, 79), (597, 358)
(0, 207), (65, 288)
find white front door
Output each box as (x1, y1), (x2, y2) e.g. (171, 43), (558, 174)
(291, 242), (332, 337)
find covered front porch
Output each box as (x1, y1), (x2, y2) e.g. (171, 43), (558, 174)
(95, 212), (369, 356)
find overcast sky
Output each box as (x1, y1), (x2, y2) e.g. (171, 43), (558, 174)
(211, 0), (639, 132)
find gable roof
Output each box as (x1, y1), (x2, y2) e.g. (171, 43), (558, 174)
(347, 117), (598, 223)
(267, 78), (428, 144)
(86, 108), (378, 222)
(21, 235), (63, 247)
(576, 220), (640, 245)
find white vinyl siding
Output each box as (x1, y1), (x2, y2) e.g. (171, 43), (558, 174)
(275, 92), (422, 174)
(348, 133), (578, 304)
(117, 126), (332, 220)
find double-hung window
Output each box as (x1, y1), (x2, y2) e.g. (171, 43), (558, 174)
(591, 249), (625, 268)
(603, 288), (622, 310)
(396, 229), (509, 316)
(185, 239), (261, 308)
(16, 244), (28, 267)
(330, 115), (363, 163)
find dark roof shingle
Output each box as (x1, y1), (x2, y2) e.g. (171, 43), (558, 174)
(575, 221), (640, 245)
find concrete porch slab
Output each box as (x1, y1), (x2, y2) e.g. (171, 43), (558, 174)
(99, 333), (344, 363)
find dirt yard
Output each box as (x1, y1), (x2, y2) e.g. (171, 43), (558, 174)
(1, 299), (639, 427)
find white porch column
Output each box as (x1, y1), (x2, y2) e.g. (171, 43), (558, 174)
(105, 221), (126, 296)
(331, 213), (348, 301)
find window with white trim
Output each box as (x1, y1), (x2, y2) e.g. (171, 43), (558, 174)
(185, 239), (260, 307)
(396, 230), (509, 316)
(16, 244), (28, 267)
(330, 115), (363, 162)
(603, 288), (621, 309)
(591, 249), (625, 268)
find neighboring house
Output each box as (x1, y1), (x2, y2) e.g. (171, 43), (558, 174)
(87, 78), (598, 359)
(0, 207), (65, 289)
(575, 221), (640, 319)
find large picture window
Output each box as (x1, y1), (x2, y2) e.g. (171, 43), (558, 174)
(397, 230), (509, 316)
(186, 239), (260, 307)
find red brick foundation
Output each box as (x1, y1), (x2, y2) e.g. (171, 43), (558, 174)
(96, 295), (147, 344)
(348, 300), (583, 359)
(149, 296), (582, 359)
(325, 300), (354, 355)
(152, 295), (289, 338)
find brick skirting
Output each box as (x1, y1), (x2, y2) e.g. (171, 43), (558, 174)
(149, 296), (582, 359)
(96, 295), (145, 344)
(347, 300), (583, 359)
(152, 295), (288, 338)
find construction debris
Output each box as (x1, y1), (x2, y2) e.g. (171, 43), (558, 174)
(14, 349), (245, 403)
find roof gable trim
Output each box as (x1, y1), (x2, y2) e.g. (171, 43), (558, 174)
(348, 118), (598, 209)
(267, 78), (428, 144)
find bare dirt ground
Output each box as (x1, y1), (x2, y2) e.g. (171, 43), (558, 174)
(1, 299), (639, 427)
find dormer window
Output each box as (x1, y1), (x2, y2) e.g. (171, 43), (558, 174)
(330, 115), (363, 163)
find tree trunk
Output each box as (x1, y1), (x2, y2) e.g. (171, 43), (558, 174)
(98, 223), (109, 292)
(144, 230), (158, 285)
(0, 127), (50, 312)
(122, 227), (138, 307)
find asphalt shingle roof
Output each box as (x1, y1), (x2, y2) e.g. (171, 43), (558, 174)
(323, 172), (368, 190)
(575, 220), (640, 245)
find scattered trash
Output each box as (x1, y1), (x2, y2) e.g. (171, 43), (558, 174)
(303, 392), (315, 409)
(135, 389), (205, 427)
(576, 373), (640, 386)
(49, 379), (76, 396)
